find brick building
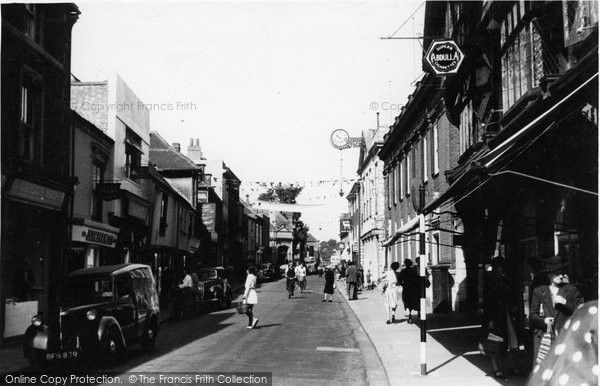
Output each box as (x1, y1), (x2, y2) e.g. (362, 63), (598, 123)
(380, 72), (464, 312)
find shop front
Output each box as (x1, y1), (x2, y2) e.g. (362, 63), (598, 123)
(1, 177), (69, 340)
(66, 219), (120, 273)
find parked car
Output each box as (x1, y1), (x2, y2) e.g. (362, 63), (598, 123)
(192, 266), (232, 309)
(23, 264), (160, 368)
(260, 263), (276, 281)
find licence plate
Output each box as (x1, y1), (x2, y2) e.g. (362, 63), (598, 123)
(46, 351), (78, 360)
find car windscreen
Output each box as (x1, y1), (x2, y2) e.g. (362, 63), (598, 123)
(61, 275), (113, 307)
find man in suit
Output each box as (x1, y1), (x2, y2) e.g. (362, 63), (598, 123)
(345, 262), (358, 300)
(530, 255), (583, 365)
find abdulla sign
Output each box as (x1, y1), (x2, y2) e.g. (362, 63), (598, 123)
(425, 39), (465, 76)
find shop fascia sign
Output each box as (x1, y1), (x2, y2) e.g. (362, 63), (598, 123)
(425, 39), (465, 76)
(72, 224), (118, 248)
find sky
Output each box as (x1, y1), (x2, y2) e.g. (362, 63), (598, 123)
(71, 1), (426, 241)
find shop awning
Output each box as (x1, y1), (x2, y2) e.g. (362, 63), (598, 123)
(423, 71), (598, 215)
(480, 72), (598, 169)
(381, 216), (419, 247)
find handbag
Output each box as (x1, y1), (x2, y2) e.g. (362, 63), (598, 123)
(378, 277), (388, 293)
(236, 303), (249, 314)
(478, 328), (506, 356)
(536, 330), (554, 364)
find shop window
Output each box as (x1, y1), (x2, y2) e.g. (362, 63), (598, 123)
(125, 128), (143, 181)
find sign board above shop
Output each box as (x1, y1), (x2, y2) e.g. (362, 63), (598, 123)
(7, 178), (66, 210)
(72, 224), (118, 248)
(424, 39), (465, 76)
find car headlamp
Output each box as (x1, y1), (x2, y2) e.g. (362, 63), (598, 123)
(31, 315), (42, 327)
(86, 309), (98, 321)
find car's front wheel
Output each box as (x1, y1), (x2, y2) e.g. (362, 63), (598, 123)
(99, 328), (124, 367)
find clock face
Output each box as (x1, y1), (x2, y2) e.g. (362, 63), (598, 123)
(330, 129), (350, 149)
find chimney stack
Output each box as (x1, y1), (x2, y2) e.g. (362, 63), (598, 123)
(172, 143), (181, 152)
(187, 138), (203, 162)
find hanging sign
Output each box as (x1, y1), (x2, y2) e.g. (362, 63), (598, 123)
(96, 183), (121, 201)
(425, 39), (465, 76)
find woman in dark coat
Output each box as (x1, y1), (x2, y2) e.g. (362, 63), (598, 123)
(398, 259), (419, 323)
(323, 268), (335, 302)
(482, 257), (520, 379)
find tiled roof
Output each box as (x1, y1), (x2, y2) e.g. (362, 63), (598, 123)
(149, 132), (201, 171)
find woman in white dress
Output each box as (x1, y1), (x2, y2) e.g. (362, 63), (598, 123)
(243, 266), (259, 329)
(382, 261), (400, 324)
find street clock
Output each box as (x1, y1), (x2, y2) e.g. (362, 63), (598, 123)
(330, 129), (350, 149)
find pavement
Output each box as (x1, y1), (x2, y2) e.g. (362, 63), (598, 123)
(336, 279), (532, 386)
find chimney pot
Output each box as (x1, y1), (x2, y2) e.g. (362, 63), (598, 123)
(172, 143), (181, 152)
(190, 138), (194, 146)
(195, 139), (199, 146)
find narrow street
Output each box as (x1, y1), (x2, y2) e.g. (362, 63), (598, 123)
(109, 276), (387, 385)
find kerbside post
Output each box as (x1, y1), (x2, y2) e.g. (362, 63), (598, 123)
(418, 184), (426, 375)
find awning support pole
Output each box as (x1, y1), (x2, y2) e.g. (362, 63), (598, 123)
(419, 184), (427, 376)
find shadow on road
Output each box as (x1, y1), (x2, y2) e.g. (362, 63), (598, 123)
(102, 310), (238, 373)
(254, 323), (281, 329)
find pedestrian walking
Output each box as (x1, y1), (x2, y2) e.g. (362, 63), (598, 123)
(530, 255), (583, 366)
(481, 257), (520, 380)
(357, 267), (364, 292)
(339, 263), (346, 281)
(285, 263), (296, 298)
(295, 262), (307, 292)
(323, 267), (335, 302)
(346, 262), (358, 300)
(366, 269), (372, 290)
(379, 261), (400, 324)
(398, 259), (420, 323)
(242, 266), (259, 329)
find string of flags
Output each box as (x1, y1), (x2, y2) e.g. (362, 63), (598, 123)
(238, 178), (358, 188)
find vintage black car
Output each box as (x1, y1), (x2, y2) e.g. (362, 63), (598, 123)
(193, 266), (232, 309)
(259, 263), (277, 281)
(23, 264), (160, 368)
